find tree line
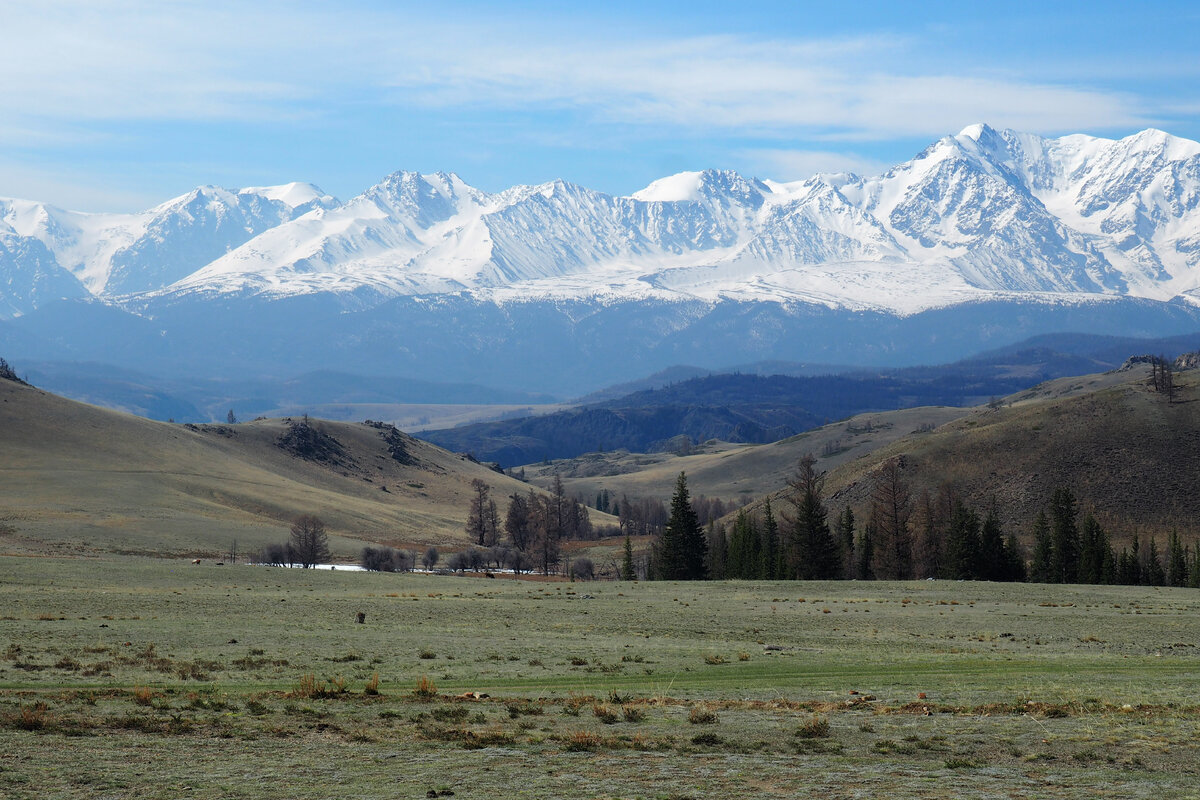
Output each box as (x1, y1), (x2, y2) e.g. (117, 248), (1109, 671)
(283, 457), (1199, 588)
(637, 457), (1200, 587)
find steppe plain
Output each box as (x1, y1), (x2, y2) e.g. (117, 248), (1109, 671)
(2, 557), (1197, 799)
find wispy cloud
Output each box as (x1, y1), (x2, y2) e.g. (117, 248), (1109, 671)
(739, 149), (892, 182)
(382, 32), (1151, 137)
(0, 161), (163, 212)
(0, 2), (1155, 141)
(2, 1), (1190, 210)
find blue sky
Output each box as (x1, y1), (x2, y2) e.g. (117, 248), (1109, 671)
(3, 0), (1199, 211)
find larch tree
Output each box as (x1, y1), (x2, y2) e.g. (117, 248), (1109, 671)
(869, 458), (913, 580)
(466, 479), (493, 546)
(505, 491), (533, 551)
(289, 514), (330, 568)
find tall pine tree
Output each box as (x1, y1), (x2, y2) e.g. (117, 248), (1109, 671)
(727, 511), (760, 579)
(761, 499), (781, 580)
(785, 455), (839, 580)
(978, 506), (1006, 582)
(837, 506), (856, 579)
(1167, 531), (1188, 587)
(1029, 511), (1053, 583)
(942, 501), (981, 580)
(1077, 515), (1113, 585)
(1049, 488), (1080, 584)
(621, 533), (637, 581)
(655, 472), (706, 580)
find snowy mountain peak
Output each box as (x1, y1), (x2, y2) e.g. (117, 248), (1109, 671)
(630, 171), (708, 202)
(241, 182), (336, 209)
(4, 126), (1200, 319)
(630, 169), (766, 206)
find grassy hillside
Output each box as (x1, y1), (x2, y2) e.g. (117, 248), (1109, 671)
(0, 376), (558, 559)
(523, 405), (971, 506)
(528, 363), (1200, 551)
(817, 364), (1200, 544)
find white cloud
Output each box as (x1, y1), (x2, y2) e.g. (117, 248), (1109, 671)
(0, 161), (163, 212)
(0, 2), (1157, 145)
(739, 149), (891, 182)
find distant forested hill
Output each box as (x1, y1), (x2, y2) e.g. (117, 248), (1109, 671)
(418, 336), (1178, 466)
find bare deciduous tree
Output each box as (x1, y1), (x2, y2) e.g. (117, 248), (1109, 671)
(869, 458), (913, 580)
(290, 514), (331, 568)
(422, 546), (439, 570)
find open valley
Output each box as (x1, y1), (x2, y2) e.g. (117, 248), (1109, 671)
(2, 558), (1198, 799)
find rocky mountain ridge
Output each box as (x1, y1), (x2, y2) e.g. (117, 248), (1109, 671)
(4, 125), (1200, 319)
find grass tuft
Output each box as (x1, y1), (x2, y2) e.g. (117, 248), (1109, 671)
(412, 675), (438, 698)
(795, 715), (831, 739)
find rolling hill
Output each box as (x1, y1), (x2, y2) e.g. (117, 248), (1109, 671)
(816, 363), (1200, 545)
(421, 332), (1200, 466)
(524, 359), (1200, 549)
(0, 369), (559, 560)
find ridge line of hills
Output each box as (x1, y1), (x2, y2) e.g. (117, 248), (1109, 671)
(416, 332), (1200, 466)
(4, 344), (1199, 561)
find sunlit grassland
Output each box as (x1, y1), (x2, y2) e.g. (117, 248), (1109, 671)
(2, 557), (1198, 799)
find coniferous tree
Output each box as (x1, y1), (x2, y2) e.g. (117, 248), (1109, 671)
(1003, 534), (1027, 582)
(706, 522), (728, 580)
(1166, 531), (1188, 587)
(1049, 488), (1080, 583)
(289, 514), (330, 568)
(761, 499), (781, 580)
(1117, 535), (1141, 585)
(530, 493), (562, 575)
(1187, 543), (1200, 589)
(656, 472), (705, 580)
(467, 480), (498, 546)
(621, 533), (637, 581)
(1144, 537), (1166, 586)
(784, 455), (839, 580)
(1077, 515), (1112, 585)
(726, 511), (760, 579)
(505, 492), (533, 551)
(942, 501), (981, 580)
(911, 489), (945, 580)
(978, 506), (1007, 582)
(836, 506), (856, 579)
(1029, 511), (1053, 583)
(856, 523), (875, 581)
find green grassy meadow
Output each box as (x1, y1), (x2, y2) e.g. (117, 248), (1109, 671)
(2, 557), (1199, 798)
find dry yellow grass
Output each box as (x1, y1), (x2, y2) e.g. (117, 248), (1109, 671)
(0, 378), (564, 558)
(817, 365), (1200, 545)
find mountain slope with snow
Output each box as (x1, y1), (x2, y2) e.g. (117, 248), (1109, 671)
(4, 126), (1200, 317)
(6, 126), (1200, 399)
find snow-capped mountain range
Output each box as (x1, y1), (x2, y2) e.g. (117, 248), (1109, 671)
(3, 124), (1200, 318)
(4, 124), (1200, 400)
